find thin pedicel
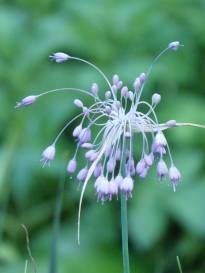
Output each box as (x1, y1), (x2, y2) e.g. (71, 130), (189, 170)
(16, 41), (204, 249)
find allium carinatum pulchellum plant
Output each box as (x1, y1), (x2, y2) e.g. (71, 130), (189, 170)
(16, 41), (205, 273)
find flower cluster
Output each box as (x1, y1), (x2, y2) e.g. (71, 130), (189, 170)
(16, 41), (187, 201)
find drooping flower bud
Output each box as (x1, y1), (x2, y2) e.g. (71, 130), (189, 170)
(105, 106), (111, 114)
(157, 159), (168, 179)
(79, 128), (91, 143)
(168, 41), (181, 51)
(115, 149), (121, 161)
(77, 167), (88, 181)
(136, 159), (146, 175)
(139, 167), (149, 179)
(169, 166), (181, 191)
(108, 179), (118, 200)
(152, 93), (161, 105)
(41, 145), (55, 167)
(95, 177), (109, 203)
(50, 52), (70, 63)
(67, 158), (77, 173)
(74, 99), (83, 108)
(120, 176), (134, 196)
(128, 91), (134, 101)
(91, 83), (99, 95)
(81, 143), (93, 149)
(155, 132), (167, 146)
(94, 163), (102, 178)
(107, 158), (116, 173)
(73, 124), (82, 137)
(15, 95), (37, 108)
(115, 174), (123, 188)
(144, 153), (154, 167)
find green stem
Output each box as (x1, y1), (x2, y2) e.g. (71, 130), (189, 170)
(120, 135), (130, 273)
(120, 192), (130, 273)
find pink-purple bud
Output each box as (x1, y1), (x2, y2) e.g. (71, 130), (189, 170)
(133, 78), (141, 91)
(152, 93), (161, 105)
(74, 99), (83, 108)
(144, 153), (154, 167)
(77, 167), (88, 181)
(73, 124), (82, 137)
(157, 159), (168, 179)
(81, 143), (93, 149)
(41, 145), (55, 167)
(121, 86), (128, 97)
(108, 179), (118, 200)
(83, 106), (89, 116)
(95, 176), (109, 202)
(139, 167), (149, 179)
(136, 159), (146, 175)
(139, 73), (146, 84)
(115, 149), (121, 161)
(107, 158), (116, 173)
(166, 120), (177, 128)
(50, 52), (70, 63)
(169, 166), (181, 192)
(113, 74), (120, 85)
(85, 149), (95, 159)
(105, 106), (111, 114)
(79, 128), (91, 143)
(115, 175), (123, 188)
(155, 132), (167, 146)
(15, 95), (37, 108)
(91, 83), (99, 95)
(128, 91), (134, 101)
(168, 41), (181, 51)
(120, 176), (134, 196)
(94, 163), (102, 178)
(67, 158), (77, 173)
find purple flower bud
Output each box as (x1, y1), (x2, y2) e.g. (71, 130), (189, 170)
(67, 158), (77, 173)
(157, 159), (168, 179)
(112, 85), (117, 93)
(144, 153), (154, 167)
(139, 72), (146, 84)
(81, 143), (93, 149)
(15, 95), (37, 108)
(91, 83), (99, 95)
(77, 167), (88, 181)
(85, 149), (95, 159)
(105, 91), (111, 99)
(116, 81), (123, 90)
(94, 163), (102, 178)
(133, 78), (141, 91)
(115, 174), (123, 188)
(152, 140), (166, 155)
(155, 132), (167, 146)
(127, 158), (135, 175)
(74, 99), (83, 108)
(73, 124), (82, 137)
(152, 93), (161, 105)
(136, 159), (146, 175)
(50, 52), (70, 63)
(41, 145), (55, 167)
(113, 74), (120, 85)
(89, 152), (98, 162)
(120, 176), (134, 196)
(108, 179), (118, 200)
(115, 149), (121, 161)
(168, 41), (181, 51)
(79, 128), (91, 143)
(128, 91), (134, 101)
(139, 167), (149, 179)
(107, 158), (116, 173)
(166, 120), (177, 128)
(169, 166), (181, 192)
(121, 86), (128, 97)
(95, 176), (109, 203)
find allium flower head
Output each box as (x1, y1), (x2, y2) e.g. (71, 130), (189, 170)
(16, 41), (205, 243)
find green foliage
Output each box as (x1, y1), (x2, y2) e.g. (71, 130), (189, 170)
(0, 0), (205, 272)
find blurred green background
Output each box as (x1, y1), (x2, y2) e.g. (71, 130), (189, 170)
(0, 0), (205, 272)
